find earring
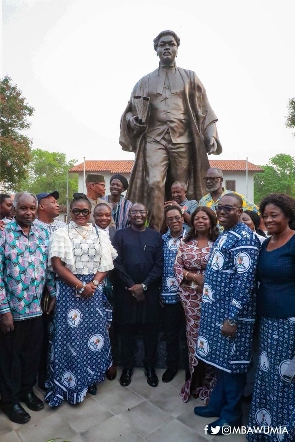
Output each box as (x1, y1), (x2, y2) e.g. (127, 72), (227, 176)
(209, 227), (212, 235)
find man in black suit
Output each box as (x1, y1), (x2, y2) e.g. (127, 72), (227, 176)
(113, 203), (163, 387)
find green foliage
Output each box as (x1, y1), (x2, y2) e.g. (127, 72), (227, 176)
(286, 98), (295, 135)
(20, 149), (78, 205)
(0, 76), (34, 189)
(254, 154), (295, 204)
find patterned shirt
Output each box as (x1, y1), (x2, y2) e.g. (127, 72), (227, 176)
(180, 198), (198, 232)
(34, 218), (66, 235)
(161, 228), (186, 304)
(103, 195), (133, 230)
(1, 217), (13, 224)
(0, 220), (56, 320)
(199, 189), (258, 213)
(196, 222), (260, 373)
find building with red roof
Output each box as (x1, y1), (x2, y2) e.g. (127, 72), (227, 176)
(69, 160), (263, 200)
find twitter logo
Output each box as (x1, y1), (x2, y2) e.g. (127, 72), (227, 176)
(211, 426), (221, 434)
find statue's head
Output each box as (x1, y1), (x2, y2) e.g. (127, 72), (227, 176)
(153, 30), (180, 51)
(153, 30), (180, 65)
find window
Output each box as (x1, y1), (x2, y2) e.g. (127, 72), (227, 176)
(225, 180), (236, 191)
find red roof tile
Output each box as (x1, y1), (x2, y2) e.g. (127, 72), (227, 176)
(70, 160), (134, 173)
(209, 160), (263, 172)
(69, 159), (263, 173)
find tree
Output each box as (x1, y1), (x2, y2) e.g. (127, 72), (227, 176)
(286, 98), (295, 135)
(254, 154), (295, 204)
(20, 149), (78, 205)
(0, 76), (34, 189)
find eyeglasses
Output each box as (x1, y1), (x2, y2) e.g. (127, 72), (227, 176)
(130, 210), (147, 215)
(71, 208), (91, 216)
(203, 177), (222, 182)
(166, 216), (182, 222)
(216, 205), (241, 213)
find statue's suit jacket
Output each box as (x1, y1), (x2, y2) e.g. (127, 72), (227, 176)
(119, 67), (222, 206)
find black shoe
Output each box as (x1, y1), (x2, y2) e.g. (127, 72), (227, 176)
(0, 402), (31, 424)
(20, 391), (44, 411)
(162, 368), (178, 383)
(145, 367), (158, 387)
(194, 405), (219, 418)
(88, 384), (97, 395)
(120, 368), (133, 387)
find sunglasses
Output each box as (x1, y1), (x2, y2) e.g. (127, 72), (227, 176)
(71, 208), (91, 216)
(216, 205), (241, 213)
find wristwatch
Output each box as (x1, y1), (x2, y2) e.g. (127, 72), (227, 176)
(142, 283), (147, 291)
(227, 319), (237, 327)
(181, 208), (185, 215)
(92, 279), (99, 286)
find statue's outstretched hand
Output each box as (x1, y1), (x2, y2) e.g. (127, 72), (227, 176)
(128, 116), (146, 133)
(205, 137), (217, 154)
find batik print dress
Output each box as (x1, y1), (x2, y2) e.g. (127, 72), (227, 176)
(45, 222), (117, 407)
(247, 236), (295, 442)
(174, 239), (215, 403)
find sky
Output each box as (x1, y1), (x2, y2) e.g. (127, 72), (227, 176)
(2, 0), (295, 167)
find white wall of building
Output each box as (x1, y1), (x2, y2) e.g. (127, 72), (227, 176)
(223, 171), (255, 202)
(74, 170), (257, 202)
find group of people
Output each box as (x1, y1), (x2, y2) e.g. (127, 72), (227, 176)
(1, 169), (295, 442)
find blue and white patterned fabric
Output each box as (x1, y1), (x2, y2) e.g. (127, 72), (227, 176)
(161, 228), (186, 304)
(247, 235), (295, 441)
(45, 275), (112, 407)
(247, 317), (295, 441)
(196, 222), (260, 373)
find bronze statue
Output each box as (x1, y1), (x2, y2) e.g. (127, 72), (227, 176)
(120, 30), (222, 231)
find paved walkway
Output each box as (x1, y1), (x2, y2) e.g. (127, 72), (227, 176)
(0, 369), (248, 442)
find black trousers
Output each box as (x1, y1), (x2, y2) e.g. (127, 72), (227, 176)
(119, 322), (159, 370)
(162, 302), (189, 371)
(0, 316), (43, 406)
(109, 322), (120, 365)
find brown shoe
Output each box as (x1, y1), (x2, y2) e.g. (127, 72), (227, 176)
(106, 365), (117, 381)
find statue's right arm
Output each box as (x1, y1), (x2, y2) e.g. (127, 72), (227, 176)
(126, 111), (146, 132)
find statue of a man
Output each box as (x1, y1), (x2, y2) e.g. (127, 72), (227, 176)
(120, 30), (222, 231)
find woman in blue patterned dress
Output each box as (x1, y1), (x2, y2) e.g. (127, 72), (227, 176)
(45, 193), (117, 407)
(247, 193), (295, 442)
